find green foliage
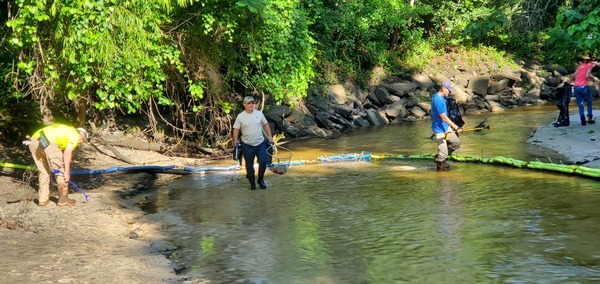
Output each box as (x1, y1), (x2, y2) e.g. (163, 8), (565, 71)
(184, 0), (316, 104)
(4, 0), (594, 147)
(433, 0), (558, 61)
(462, 11), (510, 44)
(306, 0), (425, 86)
(507, 32), (546, 60)
(7, 0), (183, 115)
(245, 0), (316, 103)
(546, 2), (600, 63)
(390, 40), (439, 73)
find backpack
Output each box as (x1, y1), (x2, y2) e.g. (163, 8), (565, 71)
(446, 97), (465, 127)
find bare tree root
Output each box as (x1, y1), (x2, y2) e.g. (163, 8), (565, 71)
(88, 122), (137, 165)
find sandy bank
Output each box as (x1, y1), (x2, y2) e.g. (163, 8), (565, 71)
(0, 142), (212, 283)
(527, 110), (600, 168)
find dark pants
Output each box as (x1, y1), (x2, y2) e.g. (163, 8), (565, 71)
(242, 141), (269, 182)
(574, 86), (593, 122)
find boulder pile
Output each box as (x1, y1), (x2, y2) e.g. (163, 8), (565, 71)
(264, 62), (595, 139)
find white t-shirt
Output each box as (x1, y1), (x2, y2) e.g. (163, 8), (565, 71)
(233, 109), (268, 146)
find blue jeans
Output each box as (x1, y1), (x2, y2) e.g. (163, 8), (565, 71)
(573, 86), (593, 120)
(241, 141), (269, 182)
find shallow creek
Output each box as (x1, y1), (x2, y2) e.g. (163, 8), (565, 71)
(148, 105), (600, 283)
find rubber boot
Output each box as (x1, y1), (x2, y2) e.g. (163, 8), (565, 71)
(436, 161), (445, 171)
(37, 199), (51, 206)
(257, 164), (267, 189)
(581, 115), (587, 126)
(257, 179), (267, 189)
(248, 178), (257, 190)
(57, 185), (76, 206)
(588, 116), (596, 124)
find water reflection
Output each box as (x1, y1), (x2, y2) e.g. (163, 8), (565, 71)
(150, 106), (600, 283)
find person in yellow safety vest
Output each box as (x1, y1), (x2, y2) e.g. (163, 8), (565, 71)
(28, 124), (89, 206)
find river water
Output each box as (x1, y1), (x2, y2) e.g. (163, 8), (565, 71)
(150, 105), (600, 283)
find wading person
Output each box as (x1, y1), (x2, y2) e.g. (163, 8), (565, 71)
(28, 124), (89, 206)
(572, 55), (600, 125)
(232, 96), (274, 190)
(431, 80), (462, 171)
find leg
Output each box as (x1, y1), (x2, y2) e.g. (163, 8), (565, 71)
(574, 87), (587, 125)
(29, 140), (51, 205)
(435, 133), (448, 171)
(446, 132), (461, 155)
(44, 145), (75, 206)
(242, 143), (257, 190)
(256, 142), (269, 189)
(583, 87), (595, 123)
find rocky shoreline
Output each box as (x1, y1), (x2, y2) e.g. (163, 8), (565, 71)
(266, 62), (593, 141)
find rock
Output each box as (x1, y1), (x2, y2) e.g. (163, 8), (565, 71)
(485, 94), (501, 102)
(353, 116), (371, 127)
(383, 101), (409, 119)
(468, 75), (490, 96)
(411, 74), (435, 90)
(382, 81), (418, 97)
(328, 84), (347, 105)
(410, 106), (428, 118)
(487, 100), (506, 112)
(452, 88), (470, 104)
(264, 105), (292, 128)
(306, 125), (332, 137)
(488, 79), (509, 94)
(374, 87), (394, 104)
(315, 112), (335, 129)
(416, 102), (431, 114)
(544, 64), (569, 75)
(367, 90), (382, 106)
(527, 87), (541, 98)
(365, 109), (387, 126)
(332, 105), (353, 118)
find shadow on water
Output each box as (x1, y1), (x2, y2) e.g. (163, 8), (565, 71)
(148, 105), (600, 283)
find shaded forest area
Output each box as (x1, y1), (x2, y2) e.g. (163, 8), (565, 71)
(1, 0), (599, 156)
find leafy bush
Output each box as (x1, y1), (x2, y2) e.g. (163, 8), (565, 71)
(545, 3), (600, 64)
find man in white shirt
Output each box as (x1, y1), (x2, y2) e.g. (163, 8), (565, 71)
(232, 96), (274, 189)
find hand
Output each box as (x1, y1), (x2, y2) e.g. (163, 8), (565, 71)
(455, 127), (463, 133)
(235, 141), (240, 148)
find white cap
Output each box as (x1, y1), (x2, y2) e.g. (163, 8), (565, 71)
(77, 128), (89, 141)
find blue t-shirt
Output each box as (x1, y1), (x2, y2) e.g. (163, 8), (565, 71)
(431, 93), (449, 133)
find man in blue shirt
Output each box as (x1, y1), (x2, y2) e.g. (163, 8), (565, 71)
(431, 80), (462, 171)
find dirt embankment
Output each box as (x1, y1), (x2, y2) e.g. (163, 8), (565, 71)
(0, 141), (214, 283)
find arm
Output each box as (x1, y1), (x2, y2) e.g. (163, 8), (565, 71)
(586, 66), (599, 83)
(232, 128), (240, 145)
(262, 123), (273, 143)
(439, 113), (459, 131)
(63, 143), (75, 182)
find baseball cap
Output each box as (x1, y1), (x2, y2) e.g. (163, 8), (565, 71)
(243, 96), (255, 103)
(442, 80), (456, 93)
(77, 127), (89, 141)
